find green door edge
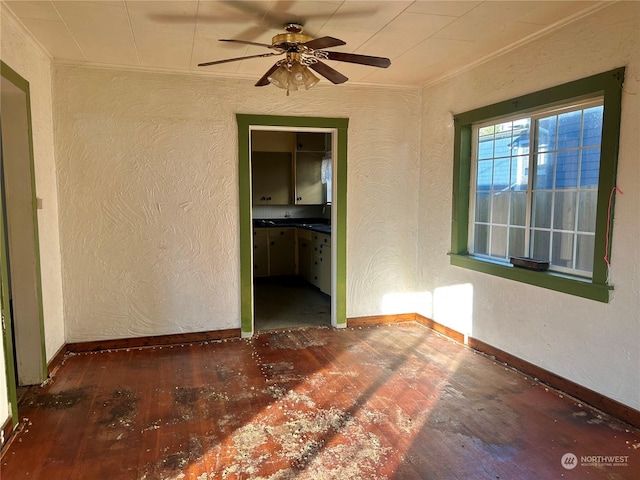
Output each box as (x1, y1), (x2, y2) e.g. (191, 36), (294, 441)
(237, 114), (348, 337)
(0, 157), (19, 424)
(1, 61), (48, 424)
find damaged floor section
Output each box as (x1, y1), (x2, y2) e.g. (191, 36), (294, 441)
(1, 323), (639, 479)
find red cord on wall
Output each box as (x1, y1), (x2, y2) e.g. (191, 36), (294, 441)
(604, 186), (623, 268)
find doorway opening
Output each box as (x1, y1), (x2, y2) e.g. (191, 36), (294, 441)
(236, 115), (348, 337)
(251, 128), (332, 331)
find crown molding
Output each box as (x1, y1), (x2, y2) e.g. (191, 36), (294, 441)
(0, 2), (52, 61)
(421, 1), (614, 89)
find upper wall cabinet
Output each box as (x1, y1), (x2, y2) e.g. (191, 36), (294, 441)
(251, 131), (293, 205)
(294, 151), (325, 205)
(250, 130), (330, 206)
(294, 133), (330, 205)
(252, 152), (292, 205)
(252, 130), (294, 152)
(296, 132), (329, 152)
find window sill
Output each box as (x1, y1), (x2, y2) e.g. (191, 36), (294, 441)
(449, 253), (612, 303)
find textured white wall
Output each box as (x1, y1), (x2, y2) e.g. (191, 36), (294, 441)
(52, 65), (421, 342)
(1, 6), (65, 425)
(418, 2), (640, 410)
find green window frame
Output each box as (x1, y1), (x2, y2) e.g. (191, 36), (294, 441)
(450, 68), (625, 302)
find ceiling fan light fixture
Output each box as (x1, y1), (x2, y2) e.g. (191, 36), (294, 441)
(202, 24), (391, 93)
(267, 65), (290, 89)
(290, 62), (319, 90)
(302, 67), (320, 90)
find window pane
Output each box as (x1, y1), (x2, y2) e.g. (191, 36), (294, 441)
(494, 132), (513, 158)
(557, 110), (582, 150)
(510, 155), (528, 190)
(492, 192), (509, 225)
(580, 147), (600, 187)
(532, 191), (552, 228)
(552, 232), (574, 268)
(509, 227), (525, 257)
(531, 230), (550, 261)
(478, 136), (494, 160)
(511, 120), (530, 155)
(556, 150), (579, 189)
(553, 191), (576, 230)
(477, 160), (493, 190)
(576, 234), (595, 272)
(534, 152), (554, 189)
(474, 224), (490, 255)
(510, 192), (527, 226)
(537, 115), (557, 152)
(491, 226), (507, 258)
(475, 193), (491, 223)
(493, 158), (510, 190)
(577, 190), (598, 233)
(583, 106), (603, 147)
(479, 125), (495, 136)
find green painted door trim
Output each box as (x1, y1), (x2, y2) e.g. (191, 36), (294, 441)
(1, 61), (48, 394)
(0, 145), (19, 424)
(236, 114), (349, 336)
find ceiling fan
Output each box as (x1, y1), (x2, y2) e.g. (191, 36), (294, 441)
(198, 23), (391, 94)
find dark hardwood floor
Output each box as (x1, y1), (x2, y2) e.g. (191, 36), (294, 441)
(1, 323), (639, 479)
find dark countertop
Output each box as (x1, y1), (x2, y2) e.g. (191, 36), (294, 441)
(253, 218), (331, 235)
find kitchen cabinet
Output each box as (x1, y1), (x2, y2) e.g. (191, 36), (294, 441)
(297, 228), (313, 281)
(296, 132), (329, 152)
(253, 229), (269, 277)
(251, 132), (329, 206)
(269, 228), (296, 276)
(251, 152), (291, 205)
(318, 244), (331, 295)
(294, 152), (325, 205)
(294, 132), (329, 205)
(311, 232), (331, 295)
(252, 227), (296, 277)
(252, 131), (294, 152)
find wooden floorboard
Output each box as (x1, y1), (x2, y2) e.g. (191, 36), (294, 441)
(2, 323), (639, 479)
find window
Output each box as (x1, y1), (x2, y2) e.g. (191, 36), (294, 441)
(471, 99), (603, 276)
(450, 68), (624, 302)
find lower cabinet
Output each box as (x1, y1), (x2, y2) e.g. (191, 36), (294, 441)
(297, 228), (313, 281)
(318, 244), (331, 295)
(310, 232), (331, 295)
(254, 226), (331, 296)
(253, 227), (295, 277)
(253, 229), (269, 277)
(270, 228), (296, 276)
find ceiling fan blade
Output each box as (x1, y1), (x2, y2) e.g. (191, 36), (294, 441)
(219, 39), (274, 49)
(324, 51), (391, 68)
(255, 62), (282, 87)
(302, 36), (346, 50)
(227, 24), (269, 43)
(198, 52), (280, 67)
(309, 61), (348, 84)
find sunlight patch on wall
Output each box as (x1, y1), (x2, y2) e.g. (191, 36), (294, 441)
(381, 291), (433, 316)
(433, 283), (474, 340)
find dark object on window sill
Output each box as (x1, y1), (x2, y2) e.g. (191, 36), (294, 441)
(510, 256), (550, 271)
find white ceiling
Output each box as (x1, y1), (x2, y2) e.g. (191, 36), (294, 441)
(3, 0), (609, 87)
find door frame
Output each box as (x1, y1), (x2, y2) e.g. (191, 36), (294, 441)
(236, 114), (348, 337)
(0, 157), (18, 424)
(1, 61), (47, 422)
